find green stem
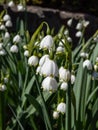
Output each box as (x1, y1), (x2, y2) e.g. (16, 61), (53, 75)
(0, 92), (5, 130)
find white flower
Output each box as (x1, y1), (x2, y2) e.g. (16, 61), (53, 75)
(39, 54), (49, 66)
(42, 76), (58, 91)
(94, 65), (98, 71)
(13, 34), (21, 43)
(56, 46), (64, 53)
(76, 22), (83, 30)
(0, 24), (6, 30)
(0, 43), (3, 50)
(8, 1), (15, 7)
(64, 30), (69, 35)
(0, 84), (6, 91)
(82, 20), (89, 27)
(3, 14), (11, 22)
(83, 59), (92, 70)
(17, 3), (25, 11)
(28, 55), (38, 66)
(5, 20), (12, 27)
(67, 18), (73, 27)
(67, 37), (72, 43)
(0, 49), (6, 56)
(4, 32), (10, 39)
(80, 52), (88, 58)
(10, 45), (18, 53)
(60, 82), (68, 91)
(71, 74), (75, 84)
(96, 57), (98, 62)
(57, 102), (66, 114)
(24, 50), (29, 57)
(36, 66), (41, 74)
(53, 111), (59, 119)
(40, 35), (53, 50)
(75, 31), (82, 37)
(40, 58), (58, 77)
(59, 67), (71, 82)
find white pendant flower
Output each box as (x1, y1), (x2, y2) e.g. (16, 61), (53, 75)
(67, 18), (73, 27)
(41, 58), (58, 77)
(57, 102), (66, 114)
(53, 111), (59, 119)
(0, 84), (6, 91)
(60, 82), (68, 91)
(8, 1), (15, 7)
(80, 52), (88, 58)
(83, 59), (92, 70)
(24, 50), (29, 57)
(76, 22), (83, 30)
(75, 31), (82, 37)
(71, 74), (75, 84)
(59, 67), (71, 82)
(0, 24), (6, 30)
(42, 76), (58, 91)
(28, 55), (38, 66)
(17, 3), (25, 11)
(0, 49), (6, 56)
(40, 35), (53, 50)
(4, 32), (10, 39)
(5, 20), (12, 27)
(56, 46), (64, 53)
(10, 45), (18, 53)
(3, 14), (11, 22)
(13, 34), (21, 43)
(39, 54), (49, 66)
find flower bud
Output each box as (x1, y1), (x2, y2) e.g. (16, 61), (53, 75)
(24, 50), (29, 57)
(71, 74), (75, 84)
(76, 22), (83, 30)
(4, 32), (10, 39)
(57, 102), (66, 114)
(10, 45), (18, 53)
(0, 84), (6, 91)
(53, 111), (59, 119)
(0, 24), (6, 30)
(0, 49), (6, 56)
(28, 55), (39, 66)
(80, 52), (88, 58)
(42, 76), (58, 91)
(17, 3), (25, 11)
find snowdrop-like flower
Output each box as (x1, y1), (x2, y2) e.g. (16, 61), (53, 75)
(75, 31), (82, 37)
(40, 58), (58, 77)
(71, 74), (75, 84)
(94, 64), (98, 71)
(96, 57), (98, 62)
(64, 29), (69, 35)
(57, 102), (66, 114)
(5, 20), (12, 27)
(13, 34), (21, 43)
(39, 54), (49, 66)
(67, 18), (73, 27)
(10, 45), (18, 53)
(40, 35), (53, 50)
(80, 52), (88, 58)
(17, 3), (25, 11)
(0, 49), (6, 56)
(4, 32), (10, 39)
(0, 24), (6, 30)
(0, 84), (6, 91)
(3, 14), (11, 22)
(56, 46), (64, 53)
(0, 43), (3, 50)
(76, 22), (83, 30)
(42, 76), (58, 91)
(67, 37), (72, 43)
(60, 82), (68, 91)
(53, 111), (59, 119)
(36, 66), (41, 74)
(59, 67), (71, 82)
(82, 20), (89, 28)
(28, 55), (38, 66)
(24, 50), (29, 57)
(83, 59), (92, 70)
(8, 1), (15, 7)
